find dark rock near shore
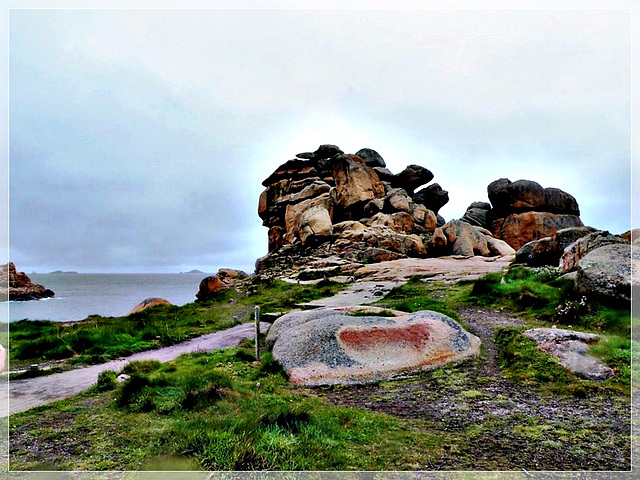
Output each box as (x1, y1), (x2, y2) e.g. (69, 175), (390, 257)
(0, 262), (55, 301)
(195, 268), (247, 302)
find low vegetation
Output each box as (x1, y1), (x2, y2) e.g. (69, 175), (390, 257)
(8, 265), (633, 470)
(10, 344), (445, 471)
(8, 278), (346, 369)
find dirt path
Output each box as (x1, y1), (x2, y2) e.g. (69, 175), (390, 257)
(4, 321), (270, 416)
(319, 307), (631, 470)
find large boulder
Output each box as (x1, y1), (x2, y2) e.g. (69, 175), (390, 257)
(266, 307), (480, 386)
(575, 244), (634, 303)
(488, 178), (579, 215)
(355, 148), (386, 168)
(491, 211), (584, 251)
(412, 183), (449, 214)
(559, 230), (629, 274)
(284, 193), (333, 245)
(0, 262), (55, 301)
(486, 178), (583, 250)
(391, 165), (434, 195)
(460, 201), (491, 228)
(430, 220), (515, 258)
(127, 297), (172, 315)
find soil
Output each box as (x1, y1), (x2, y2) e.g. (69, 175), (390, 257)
(318, 307), (631, 471)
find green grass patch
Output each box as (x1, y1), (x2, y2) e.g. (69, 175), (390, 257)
(10, 343), (444, 471)
(374, 276), (469, 319)
(9, 278), (348, 369)
(495, 327), (629, 396)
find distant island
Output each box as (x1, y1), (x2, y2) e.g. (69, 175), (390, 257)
(48, 270), (79, 274)
(180, 269), (206, 274)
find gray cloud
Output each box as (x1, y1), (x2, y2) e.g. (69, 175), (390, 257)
(9, 8), (631, 272)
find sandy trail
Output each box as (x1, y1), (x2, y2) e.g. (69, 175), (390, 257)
(3, 321), (269, 416)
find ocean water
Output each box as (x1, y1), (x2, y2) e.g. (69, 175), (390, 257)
(5, 273), (210, 323)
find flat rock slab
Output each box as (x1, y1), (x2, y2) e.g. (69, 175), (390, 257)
(4, 322), (270, 416)
(267, 307), (480, 386)
(299, 281), (402, 308)
(353, 255), (514, 283)
(523, 327), (613, 382)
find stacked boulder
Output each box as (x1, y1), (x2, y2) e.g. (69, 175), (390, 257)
(257, 145), (514, 274)
(461, 178), (584, 251)
(257, 145), (445, 270)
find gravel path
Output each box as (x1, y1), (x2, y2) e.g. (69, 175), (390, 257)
(4, 321), (270, 416)
(299, 281), (403, 308)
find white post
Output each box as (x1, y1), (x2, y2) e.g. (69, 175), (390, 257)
(254, 306), (261, 361)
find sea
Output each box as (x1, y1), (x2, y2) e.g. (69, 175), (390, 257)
(5, 272), (211, 323)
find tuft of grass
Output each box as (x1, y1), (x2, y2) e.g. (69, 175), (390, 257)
(374, 276), (468, 319)
(469, 266), (573, 320)
(495, 327), (629, 396)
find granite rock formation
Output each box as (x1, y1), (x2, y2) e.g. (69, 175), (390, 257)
(195, 268), (247, 302)
(257, 145), (513, 276)
(461, 179), (584, 251)
(0, 262), (55, 301)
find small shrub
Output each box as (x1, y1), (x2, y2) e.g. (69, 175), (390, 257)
(254, 352), (287, 379)
(121, 360), (161, 375)
(115, 373), (154, 411)
(93, 370), (118, 392)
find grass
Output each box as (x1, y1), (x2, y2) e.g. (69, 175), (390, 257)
(10, 343), (445, 471)
(8, 277), (347, 369)
(375, 266), (632, 394)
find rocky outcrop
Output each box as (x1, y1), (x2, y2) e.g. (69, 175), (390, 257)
(523, 328), (613, 381)
(127, 297), (172, 315)
(266, 306), (480, 386)
(466, 179), (585, 251)
(0, 262), (55, 301)
(574, 244), (634, 303)
(195, 268), (247, 302)
(257, 145), (519, 276)
(514, 227), (597, 267)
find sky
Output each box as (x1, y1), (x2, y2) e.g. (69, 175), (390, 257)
(6, 5), (633, 273)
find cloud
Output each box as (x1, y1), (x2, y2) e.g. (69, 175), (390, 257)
(9, 8), (631, 272)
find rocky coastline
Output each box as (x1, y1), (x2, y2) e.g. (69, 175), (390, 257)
(0, 262), (55, 301)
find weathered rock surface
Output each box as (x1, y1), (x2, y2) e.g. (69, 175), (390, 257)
(523, 328), (613, 381)
(460, 201), (491, 228)
(258, 145), (462, 275)
(427, 220), (515, 258)
(127, 297), (172, 315)
(491, 211), (584, 251)
(514, 226), (597, 267)
(0, 262), (55, 301)
(412, 183), (449, 214)
(267, 307), (480, 386)
(195, 268), (247, 302)
(559, 230), (628, 274)
(575, 244), (634, 303)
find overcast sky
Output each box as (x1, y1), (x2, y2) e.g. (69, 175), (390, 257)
(8, 7), (632, 273)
